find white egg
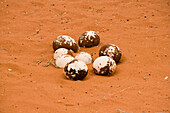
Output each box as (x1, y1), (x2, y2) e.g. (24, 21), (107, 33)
(75, 52), (93, 64)
(54, 48), (72, 60)
(55, 55), (74, 68)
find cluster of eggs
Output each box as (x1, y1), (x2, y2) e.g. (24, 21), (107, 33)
(53, 31), (121, 81)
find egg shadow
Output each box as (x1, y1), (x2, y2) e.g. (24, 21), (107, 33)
(88, 68), (119, 78)
(116, 55), (126, 65)
(109, 68), (119, 77)
(62, 72), (90, 81)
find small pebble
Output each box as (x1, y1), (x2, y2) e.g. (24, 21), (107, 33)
(102, 96), (107, 100)
(116, 85), (120, 88)
(164, 76), (168, 80)
(96, 99), (100, 101)
(143, 77), (147, 80)
(138, 91), (141, 95)
(8, 69), (12, 72)
(60, 85), (63, 88)
(51, 4), (55, 6)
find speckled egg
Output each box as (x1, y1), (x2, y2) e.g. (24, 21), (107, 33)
(78, 31), (100, 48)
(93, 56), (116, 76)
(99, 44), (121, 63)
(53, 35), (79, 52)
(64, 59), (88, 80)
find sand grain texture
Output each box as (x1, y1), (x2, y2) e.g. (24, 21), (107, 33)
(0, 0), (170, 113)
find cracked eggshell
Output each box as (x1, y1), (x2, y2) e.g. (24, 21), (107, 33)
(53, 35), (79, 52)
(78, 31), (100, 48)
(99, 44), (121, 63)
(64, 59), (88, 81)
(55, 55), (75, 68)
(54, 48), (73, 60)
(75, 52), (93, 64)
(93, 56), (116, 76)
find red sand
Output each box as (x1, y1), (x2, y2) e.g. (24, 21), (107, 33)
(0, 0), (170, 113)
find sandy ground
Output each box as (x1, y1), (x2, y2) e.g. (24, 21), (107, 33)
(0, 0), (170, 113)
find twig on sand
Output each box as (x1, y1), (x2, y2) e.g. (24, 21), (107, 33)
(105, 85), (136, 96)
(119, 85), (135, 93)
(43, 57), (60, 68)
(117, 109), (127, 113)
(0, 48), (8, 51)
